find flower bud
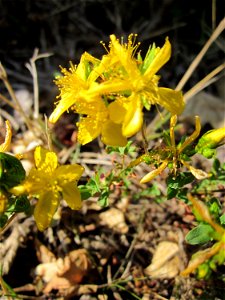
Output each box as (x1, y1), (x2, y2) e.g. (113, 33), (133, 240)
(195, 128), (225, 158)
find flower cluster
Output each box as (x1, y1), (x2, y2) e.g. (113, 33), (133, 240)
(49, 34), (184, 146)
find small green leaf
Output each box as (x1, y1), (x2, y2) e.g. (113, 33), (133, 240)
(167, 186), (178, 199)
(140, 44), (156, 74)
(167, 172), (195, 199)
(197, 263), (211, 279)
(185, 224), (215, 245)
(0, 153), (26, 189)
(0, 214), (8, 227)
(79, 185), (93, 200)
(98, 190), (109, 207)
(219, 213), (225, 225)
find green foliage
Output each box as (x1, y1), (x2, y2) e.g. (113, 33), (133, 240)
(133, 182), (162, 202)
(219, 213), (225, 225)
(106, 141), (136, 156)
(0, 153), (25, 189)
(167, 172), (195, 200)
(7, 195), (31, 213)
(0, 214), (8, 227)
(79, 171), (112, 207)
(139, 43), (156, 74)
(185, 224), (215, 245)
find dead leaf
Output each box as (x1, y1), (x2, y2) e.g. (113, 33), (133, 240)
(35, 239), (56, 263)
(99, 208), (128, 233)
(35, 249), (91, 294)
(144, 241), (183, 279)
(182, 91), (225, 128)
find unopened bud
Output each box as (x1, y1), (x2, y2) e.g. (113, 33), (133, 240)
(195, 128), (225, 158)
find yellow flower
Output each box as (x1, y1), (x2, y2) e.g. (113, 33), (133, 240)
(73, 97), (127, 146)
(11, 146), (84, 231)
(49, 52), (110, 123)
(0, 120), (12, 152)
(86, 34), (184, 137)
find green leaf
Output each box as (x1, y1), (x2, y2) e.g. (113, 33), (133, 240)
(208, 197), (221, 219)
(140, 44), (156, 74)
(185, 224), (215, 245)
(0, 153), (26, 189)
(167, 172), (195, 199)
(0, 214), (8, 227)
(219, 213), (225, 225)
(79, 185), (93, 200)
(98, 189), (109, 207)
(167, 186), (178, 199)
(7, 195), (30, 213)
(106, 141), (135, 155)
(197, 263), (211, 279)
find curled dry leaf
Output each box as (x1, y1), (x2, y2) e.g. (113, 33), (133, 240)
(35, 249), (91, 294)
(144, 241), (184, 279)
(99, 207), (128, 234)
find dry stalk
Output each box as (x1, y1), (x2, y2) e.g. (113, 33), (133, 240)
(175, 17), (225, 91)
(25, 49), (53, 120)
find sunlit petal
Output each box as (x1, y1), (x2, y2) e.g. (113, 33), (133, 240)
(77, 117), (102, 145)
(108, 101), (126, 124)
(101, 120), (127, 146)
(34, 191), (59, 231)
(49, 93), (78, 123)
(62, 183), (82, 210)
(55, 165), (84, 183)
(122, 96), (143, 137)
(109, 34), (140, 78)
(157, 87), (184, 115)
(144, 38), (171, 78)
(34, 146), (58, 173)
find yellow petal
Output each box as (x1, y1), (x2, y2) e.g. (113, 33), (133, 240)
(34, 191), (59, 231)
(49, 64), (87, 123)
(157, 87), (184, 115)
(0, 120), (12, 152)
(84, 80), (131, 98)
(49, 93), (78, 123)
(122, 96), (143, 137)
(77, 117), (102, 145)
(108, 101), (126, 124)
(86, 53), (111, 84)
(109, 34), (140, 78)
(140, 161), (168, 183)
(55, 164), (84, 183)
(101, 120), (127, 146)
(144, 38), (171, 78)
(62, 183), (82, 210)
(34, 146), (58, 173)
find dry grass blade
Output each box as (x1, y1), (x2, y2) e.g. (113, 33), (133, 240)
(176, 17), (225, 91)
(184, 62), (225, 101)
